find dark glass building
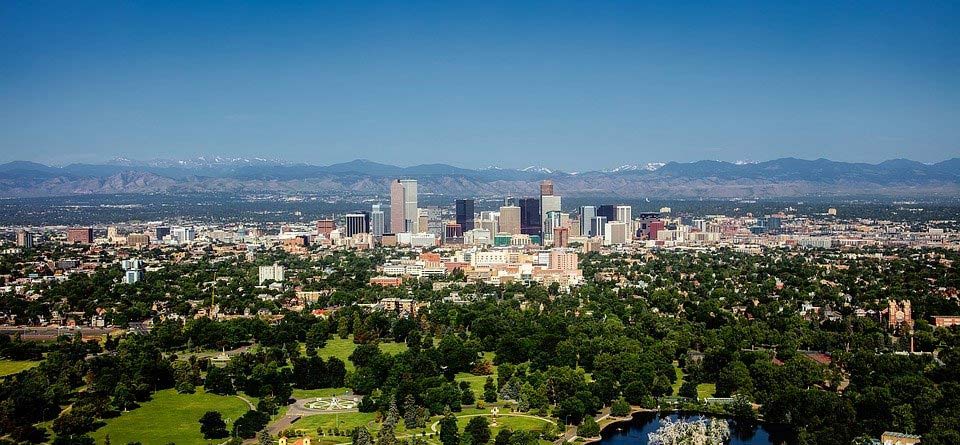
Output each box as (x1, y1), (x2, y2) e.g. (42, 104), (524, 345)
(455, 199), (475, 231)
(596, 205), (617, 223)
(518, 198), (542, 238)
(345, 212), (370, 237)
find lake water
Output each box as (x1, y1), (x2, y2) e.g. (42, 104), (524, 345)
(597, 412), (795, 445)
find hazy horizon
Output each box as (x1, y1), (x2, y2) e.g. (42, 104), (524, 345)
(2, 1), (958, 170)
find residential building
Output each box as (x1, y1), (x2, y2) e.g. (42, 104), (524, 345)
(16, 230), (33, 248)
(259, 263), (285, 285)
(67, 227), (94, 244)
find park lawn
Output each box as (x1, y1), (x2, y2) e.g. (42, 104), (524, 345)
(697, 383), (716, 399)
(0, 359), (40, 377)
(455, 373), (493, 396)
(91, 388), (250, 445)
(446, 407), (556, 439)
(306, 336), (409, 371)
(455, 351), (498, 395)
(671, 365), (684, 395)
(288, 411), (380, 436)
(671, 364), (714, 399)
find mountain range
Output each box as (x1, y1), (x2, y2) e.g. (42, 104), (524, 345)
(1, 157), (958, 199)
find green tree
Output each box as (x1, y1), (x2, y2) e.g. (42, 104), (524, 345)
(465, 416), (491, 445)
(577, 416), (600, 438)
(199, 411), (229, 439)
(440, 411), (460, 445)
(483, 377), (498, 403)
(610, 398), (631, 417)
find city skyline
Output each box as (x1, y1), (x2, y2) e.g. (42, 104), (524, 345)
(2, 2), (958, 170)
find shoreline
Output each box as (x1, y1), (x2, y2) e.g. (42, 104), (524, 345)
(582, 407), (655, 445)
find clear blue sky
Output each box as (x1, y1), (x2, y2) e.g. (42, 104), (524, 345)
(1, 1), (957, 170)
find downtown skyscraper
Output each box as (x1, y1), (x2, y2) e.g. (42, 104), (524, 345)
(390, 179), (418, 233)
(455, 199), (475, 232)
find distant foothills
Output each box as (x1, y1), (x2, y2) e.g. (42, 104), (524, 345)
(1, 156), (958, 199)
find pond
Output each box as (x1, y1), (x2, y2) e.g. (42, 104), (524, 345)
(596, 412), (796, 445)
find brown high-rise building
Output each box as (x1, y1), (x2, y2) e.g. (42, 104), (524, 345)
(126, 234), (151, 246)
(499, 206), (521, 235)
(17, 230), (34, 248)
(390, 179), (418, 233)
(553, 227), (569, 247)
(66, 227), (93, 244)
(390, 180), (405, 233)
(540, 180), (554, 196)
(316, 219), (335, 237)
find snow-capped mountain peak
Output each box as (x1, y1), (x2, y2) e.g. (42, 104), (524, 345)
(603, 162), (665, 173)
(521, 165), (553, 174)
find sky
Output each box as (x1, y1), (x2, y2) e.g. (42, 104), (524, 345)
(1, 1), (958, 171)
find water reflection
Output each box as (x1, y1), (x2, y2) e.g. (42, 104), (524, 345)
(598, 412), (794, 445)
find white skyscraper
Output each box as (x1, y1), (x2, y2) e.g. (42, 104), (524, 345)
(615, 205), (632, 223)
(371, 204), (385, 236)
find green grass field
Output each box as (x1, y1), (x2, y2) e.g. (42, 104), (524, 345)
(696, 383), (716, 399)
(0, 359), (40, 377)
(671, 364), (715, 399)
(435, 407), (555, 440)
(672, 364), (684, 395)
(454, 351), (497, 396)
(288, 411), (380, 435)
(91, 388), (250, 445)
(305, 336), (409, 371)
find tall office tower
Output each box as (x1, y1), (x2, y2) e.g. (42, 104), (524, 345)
(539, 180), (561, 241)
(605, 221), (630, 245)
(390, 179), (419, 233)
(498, 205), (521, 235)
(478, 218), (498, 238)
(66, 227), (94, 244)
(455, 199), (475, 231)
(345, 212), (371, 237)
(16, 230), (33, 248)
(390, 180), (405, 233)
(371, 204), (385, 236)
(569, 216), (581, 237)
(425, 206), (443, 236)
(155, 226), (171, 241)
(317, 219), (336, 237)
(579, 206), (596, 236)
(544, 210), (563, 242)
(172, 227), (196, 242)
(596, 205), (616, 223)
(403, 179), (419, 232)
(540, 180), (554, 196)
(616, 205), (632, 223)
(591, 216), (608, 239)
(518, 198), (542, 238)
